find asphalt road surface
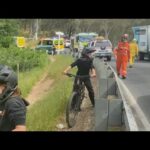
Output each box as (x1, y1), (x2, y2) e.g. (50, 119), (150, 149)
(108, 57), (150, 130)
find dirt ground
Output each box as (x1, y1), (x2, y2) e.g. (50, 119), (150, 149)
(26, 56), (55, 106)
(26, 74), (54, 106)
(55, 78), (97, 131)
(55, 97), (95, 131)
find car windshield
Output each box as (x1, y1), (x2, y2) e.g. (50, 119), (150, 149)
(79, 36), (94, 42)
(42, 40), (53, 45)
(95, 40), (111, 47)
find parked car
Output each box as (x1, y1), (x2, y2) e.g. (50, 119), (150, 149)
(35, 38), (56, 55)
(89, 39), (113, 61)
(65, 39), (71, 48)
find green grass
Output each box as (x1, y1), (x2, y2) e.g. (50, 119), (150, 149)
(26, 55), (76, 131)
(47, 55), (75, 78)
(19, 60), (50, 98)
(26, 77), (73, 131)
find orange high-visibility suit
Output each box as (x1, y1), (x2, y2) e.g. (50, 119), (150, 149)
(114, 41), (130, 78)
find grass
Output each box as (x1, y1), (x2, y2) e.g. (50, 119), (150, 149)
(26, 78), (72, 130)
(19, 58), (50, 98)
(26, 55), (76, 131)
(47, 55), (75, 78)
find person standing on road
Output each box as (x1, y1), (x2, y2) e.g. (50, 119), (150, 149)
(63, 47), (96, 108)
(52, 45), (56, 55)
(0, 65), (29, 131)
(114, 34), (130, 79)
(129, 38), (139, 68)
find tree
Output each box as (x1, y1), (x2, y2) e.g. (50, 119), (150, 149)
(17, 18), (150, 46)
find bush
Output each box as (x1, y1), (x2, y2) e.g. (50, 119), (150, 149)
(0, 46), (49, 72)
(0, 36), (13, 48)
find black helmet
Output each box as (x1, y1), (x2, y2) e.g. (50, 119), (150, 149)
(0, 65), (18, 103)
(81, 47), (96, 57)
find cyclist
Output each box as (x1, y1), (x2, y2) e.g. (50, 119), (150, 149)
(0, 65), (29, 131)
(63, 47), (96, 108)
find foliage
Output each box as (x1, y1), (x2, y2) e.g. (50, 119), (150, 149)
(18, 19), (150, 45)
(2, 19), (150, 51)
(0, 19), (19, 48)
(0, 46), (48, 72)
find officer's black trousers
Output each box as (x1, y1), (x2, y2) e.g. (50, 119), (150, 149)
(73, 77), (95, 106)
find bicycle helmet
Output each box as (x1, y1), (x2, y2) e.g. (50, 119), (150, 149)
(0, 65), (18, 103)
(81, 47), (96, 57)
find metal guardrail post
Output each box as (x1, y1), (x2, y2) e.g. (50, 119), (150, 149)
(94, 58), (109, 131)
(106, 63), (123, 129)
(108, 65), (138, 131)
(93, 58), (137, 131)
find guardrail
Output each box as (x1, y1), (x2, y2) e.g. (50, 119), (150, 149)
(93, 58), (138, 131)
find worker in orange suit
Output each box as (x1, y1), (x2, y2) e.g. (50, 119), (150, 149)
(114, 34), (130, 79)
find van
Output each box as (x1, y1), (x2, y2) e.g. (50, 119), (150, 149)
(35, 38), (56, 55)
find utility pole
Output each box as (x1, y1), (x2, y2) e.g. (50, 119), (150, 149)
(35, 19), (39, 40)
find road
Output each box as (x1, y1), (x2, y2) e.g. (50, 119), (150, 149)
(108, 57), (150, 130)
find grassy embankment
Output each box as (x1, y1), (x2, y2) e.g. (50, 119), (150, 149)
(26, 55), (76, 131)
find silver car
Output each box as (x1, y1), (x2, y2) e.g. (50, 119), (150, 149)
(89, 39), (113, 61)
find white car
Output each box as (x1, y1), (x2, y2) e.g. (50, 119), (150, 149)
(65, 40), (71, 48)
(89, 39), (113, 61)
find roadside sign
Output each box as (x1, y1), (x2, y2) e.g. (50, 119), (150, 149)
(16, 37), (25, 47)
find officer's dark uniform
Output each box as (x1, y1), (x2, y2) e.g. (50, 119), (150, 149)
(0, 96), (29, 131)
(0, 64), (29, 131)
(70, 56), (95, 106)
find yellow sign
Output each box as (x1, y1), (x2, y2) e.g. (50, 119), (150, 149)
(16, 37), (25, 47)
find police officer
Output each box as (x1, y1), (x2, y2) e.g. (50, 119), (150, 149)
(63, 47), (96, 107)
(0, 65), (29, 131)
